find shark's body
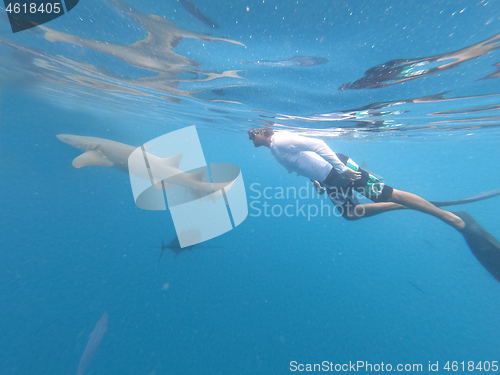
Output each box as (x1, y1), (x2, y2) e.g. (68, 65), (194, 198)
(154, 230), (223, 261)
(155, 236), (193, 261)
(57, 135), (135, 172)
(57, 134), (236, 200)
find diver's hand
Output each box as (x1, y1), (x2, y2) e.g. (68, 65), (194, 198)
(311, 180), (326, 195)
(336, 168), (361, 185)
(345, 168), (361, 181)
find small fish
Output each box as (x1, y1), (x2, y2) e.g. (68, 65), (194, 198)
(241, 56), (329, 67)
(179, 0), (219, 29)
(480, 62), (500, 80)
(211, 88), (224, 96)
(407, 281), (426, 294)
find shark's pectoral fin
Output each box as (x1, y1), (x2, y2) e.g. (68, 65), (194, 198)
(72, 150), (113, 168)
(190, 171), (205, 182)
(154, 180), (173, 190)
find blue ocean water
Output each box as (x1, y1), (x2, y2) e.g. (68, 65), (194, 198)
(1, 0), (500, 374)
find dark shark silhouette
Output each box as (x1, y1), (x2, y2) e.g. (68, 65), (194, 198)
(179, 0), (219, 29)
(154, 238), (194, 261)
(154, 228), (226, 261)
(154, 228), (201, 261)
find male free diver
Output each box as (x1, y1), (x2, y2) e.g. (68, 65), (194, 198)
(248, 127), (500, 282)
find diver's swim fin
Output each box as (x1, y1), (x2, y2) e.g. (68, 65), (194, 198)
(454, 211), (500, 283)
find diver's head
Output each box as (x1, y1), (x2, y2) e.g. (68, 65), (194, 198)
(248, 127), (274, 148)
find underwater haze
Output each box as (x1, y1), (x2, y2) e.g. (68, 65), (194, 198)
(1, 0), (500, 374)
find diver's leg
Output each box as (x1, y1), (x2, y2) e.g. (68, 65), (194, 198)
(342, 201), (405, 221)
(341, 185), (464, 229)
(333, 159), (462, 229)
(328, 183), (406, 221)
(388, 189), (464, 230)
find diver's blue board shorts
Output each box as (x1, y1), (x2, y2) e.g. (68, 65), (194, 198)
(323, 154), (393, 213)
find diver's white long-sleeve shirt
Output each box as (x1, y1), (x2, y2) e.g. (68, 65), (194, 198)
(269, 133), (348, 181)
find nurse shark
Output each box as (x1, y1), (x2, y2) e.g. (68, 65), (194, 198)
(56, 134), (238, 201)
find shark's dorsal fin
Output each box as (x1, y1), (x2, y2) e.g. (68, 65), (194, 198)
(190, 171), (205, 182)
(72, 150), (113, 168)
(161, 154), (183, 169)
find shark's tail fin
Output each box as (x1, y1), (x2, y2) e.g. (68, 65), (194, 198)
(158, 240), (166, 263)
